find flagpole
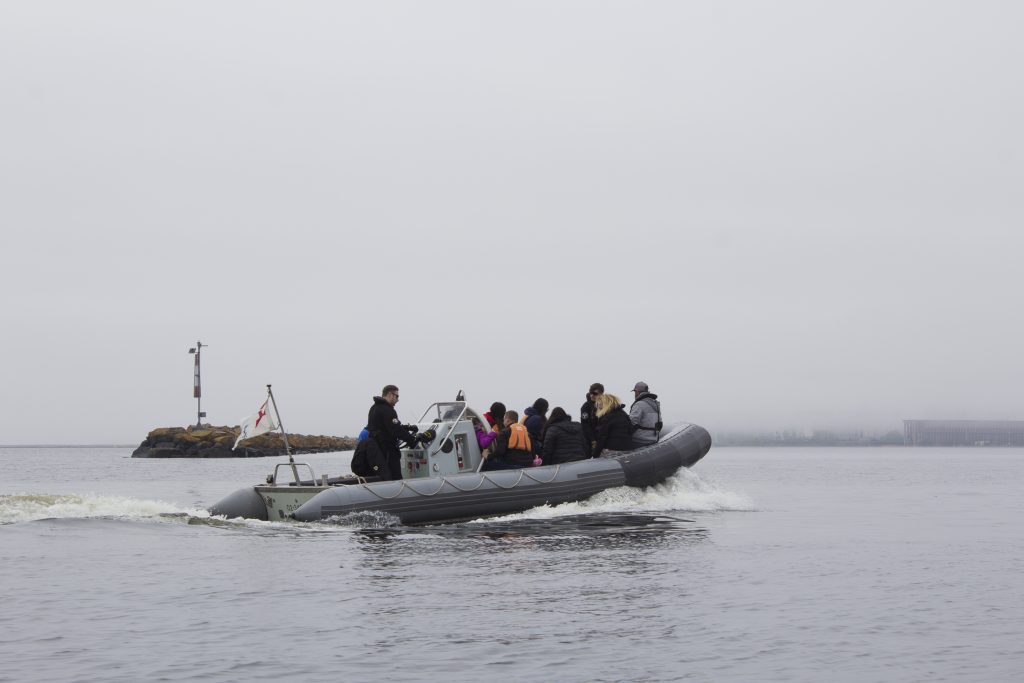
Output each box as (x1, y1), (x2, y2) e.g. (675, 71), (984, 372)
(266, 384), (298, 483)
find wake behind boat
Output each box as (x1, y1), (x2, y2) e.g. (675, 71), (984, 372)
(209, 399), (712, 525)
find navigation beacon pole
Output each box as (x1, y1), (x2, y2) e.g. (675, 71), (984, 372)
(266, 384), (297, 482)
(188, 341), (207, 428)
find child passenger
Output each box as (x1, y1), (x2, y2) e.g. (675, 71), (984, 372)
(481, 411), (534, 470)
(472, 417), (497, 450)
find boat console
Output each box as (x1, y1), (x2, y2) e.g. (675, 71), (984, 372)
(401, 400), (486, 478)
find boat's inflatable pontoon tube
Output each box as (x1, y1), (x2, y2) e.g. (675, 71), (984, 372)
(208, 424), (711, 524)
(290, 424), (711, 525)
(209, 486), (269, 521)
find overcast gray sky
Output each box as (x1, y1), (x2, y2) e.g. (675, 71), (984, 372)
(1, 1), (1021, 444)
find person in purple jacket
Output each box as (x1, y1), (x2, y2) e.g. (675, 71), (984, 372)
(472, 416), (498, 451)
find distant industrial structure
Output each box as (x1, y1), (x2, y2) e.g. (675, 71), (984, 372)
(903, 420), (1024, 446)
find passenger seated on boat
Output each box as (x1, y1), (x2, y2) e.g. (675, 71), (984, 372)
(484, 402), (506, 431)
(481, 411), (534, 470)
(541, 407), (586, 465)
(580, 383), (604, 457)
(521, 398), (549, 455)
(592, 394), (634, 458)
(628, 381), (662, 448)
(472, 417), (498, 451)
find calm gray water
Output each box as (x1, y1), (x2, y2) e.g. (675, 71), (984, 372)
(1, 446), (1022, 682)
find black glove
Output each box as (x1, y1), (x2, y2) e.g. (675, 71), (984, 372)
(407, 424), (419, 434)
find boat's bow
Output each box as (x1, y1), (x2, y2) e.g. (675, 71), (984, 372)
(617, 423), (712, 488)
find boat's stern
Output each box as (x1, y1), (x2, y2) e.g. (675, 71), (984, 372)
(208, 486), (270, 521)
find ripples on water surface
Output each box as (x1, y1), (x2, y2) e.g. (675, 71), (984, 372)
(1, 447), (1022, 682)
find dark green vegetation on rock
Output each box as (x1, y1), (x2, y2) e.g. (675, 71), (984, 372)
(131, 425), (357, 458)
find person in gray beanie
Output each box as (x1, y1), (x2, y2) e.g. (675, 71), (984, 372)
(629, 381), (662, 447)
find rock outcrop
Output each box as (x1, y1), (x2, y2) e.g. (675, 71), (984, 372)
(131, 425), (357, 458)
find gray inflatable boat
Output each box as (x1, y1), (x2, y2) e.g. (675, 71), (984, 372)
(209, 400), (712, 525)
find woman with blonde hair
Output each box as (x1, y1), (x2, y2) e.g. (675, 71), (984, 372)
(592, 393), (634, 458)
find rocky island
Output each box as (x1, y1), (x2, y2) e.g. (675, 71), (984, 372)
(131, 425), (357, 458)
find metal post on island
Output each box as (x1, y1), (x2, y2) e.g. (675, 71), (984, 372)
(188, 341), (207, 428)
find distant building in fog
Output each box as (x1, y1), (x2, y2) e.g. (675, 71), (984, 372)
(903, 420), (1024, 446)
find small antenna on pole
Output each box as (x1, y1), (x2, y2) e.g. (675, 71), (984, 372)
(188, 341), (208, 427)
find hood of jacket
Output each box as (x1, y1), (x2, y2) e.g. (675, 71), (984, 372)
(547, 418), (580, 434)
(547, 411), (570, 426)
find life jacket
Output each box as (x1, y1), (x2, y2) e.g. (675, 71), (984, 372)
(632, 397), (663, 436)
(507, 422), (532, 453)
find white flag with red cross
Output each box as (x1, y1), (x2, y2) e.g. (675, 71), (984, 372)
(233, 399), (278, 449)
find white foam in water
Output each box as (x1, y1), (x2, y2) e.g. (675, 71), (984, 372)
(0, 493), (212, 525)
(1, 468), (752, 528)
(323, 509), (403, 528)
(471, 468), (755, 523)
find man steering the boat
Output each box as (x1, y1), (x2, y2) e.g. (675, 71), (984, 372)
(366, 385), (420, 480)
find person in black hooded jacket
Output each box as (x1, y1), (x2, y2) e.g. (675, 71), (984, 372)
(580, 382), (604, 457)
(365, 384), (419, 480)
(541, 407), (586, 465)
(592, 393), (634, 458)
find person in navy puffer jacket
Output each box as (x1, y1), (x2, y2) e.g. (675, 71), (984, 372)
(521, 398), (549, 454)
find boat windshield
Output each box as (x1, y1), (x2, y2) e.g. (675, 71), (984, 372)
(418, 401), (468, 423)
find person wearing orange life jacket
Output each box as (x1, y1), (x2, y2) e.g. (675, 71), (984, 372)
(481, 410), (534, 470)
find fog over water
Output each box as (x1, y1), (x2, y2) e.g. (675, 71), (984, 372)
(1, 2), (1021, 443)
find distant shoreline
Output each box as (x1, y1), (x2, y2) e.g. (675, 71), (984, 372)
(0, 444), (136, 448)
